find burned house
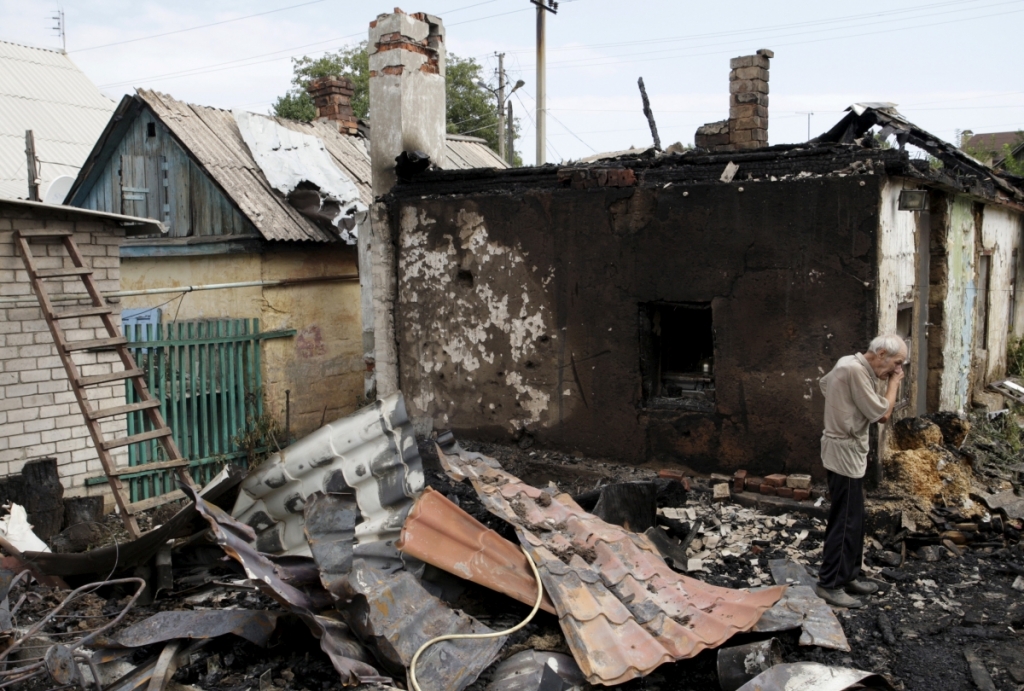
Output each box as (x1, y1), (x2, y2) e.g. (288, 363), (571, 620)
(366, 53), (1024, 478)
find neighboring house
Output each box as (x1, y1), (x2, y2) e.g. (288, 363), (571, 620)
(0, 40), (116, 200)
(962, 130), (1024, 169)
(64, 85), (508, 462)
(368, 52), (1024, 479)
(0, 198), (161, 502)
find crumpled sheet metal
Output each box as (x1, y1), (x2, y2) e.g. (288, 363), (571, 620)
(437, 444), (786, 686)
(397, 487), (556, 614)
(232, 392), (424, 570)
(736, 662), (895, 691)
(185, 485), (387, 686)
(752, 586), (849, 651)
(117, 610), (282, 648)
(344, 558), (507, 691)
(753, 559), (850, 651)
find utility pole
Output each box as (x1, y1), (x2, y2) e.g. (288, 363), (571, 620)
(532, 0), (557, 165)
(497, 53), (506, 162)
(798, 112), (814, 141)
(507, 101), (514, 164)
(25, 130), (40, 201)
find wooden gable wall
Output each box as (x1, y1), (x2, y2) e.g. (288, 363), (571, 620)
(78, 108), (257, 238)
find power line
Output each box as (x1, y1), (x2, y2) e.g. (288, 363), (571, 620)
(516, 2), (1022, 71)
(73, 0), (333, 52)
(96, 5), (535, 90)
(514, 90), (562, 162)
(547, 111), (597, 153)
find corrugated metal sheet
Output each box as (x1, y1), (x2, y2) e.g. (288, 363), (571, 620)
(437, 442), (786, 687)
(130, 90), (506, 241)
(0, 40), (116, 200)
(344, 559), (507, 691)
(231, 392), (424, 571)
(397, 486), (557, 614)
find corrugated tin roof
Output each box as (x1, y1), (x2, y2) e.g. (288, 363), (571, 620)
(0, 41), (116, 200)
(437, 442), (786, 687)
(231, 392), (424, 571)
(73, 89), (508, 243)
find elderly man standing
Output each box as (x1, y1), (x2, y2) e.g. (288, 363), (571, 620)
(815, 334), (906, 608)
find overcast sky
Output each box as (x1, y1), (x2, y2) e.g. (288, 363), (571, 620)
(3, 0), (1022, 165)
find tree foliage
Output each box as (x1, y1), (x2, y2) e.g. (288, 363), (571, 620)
(272, 42), (517, 159)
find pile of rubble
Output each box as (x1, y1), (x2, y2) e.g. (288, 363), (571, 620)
(0, 397), (1021, 691)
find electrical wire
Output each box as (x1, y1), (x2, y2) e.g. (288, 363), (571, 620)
(547, 110), (597, 153)
(408, 545), (544, 691)
(74, 0), (333, 53)
(513, 90), (563, 162)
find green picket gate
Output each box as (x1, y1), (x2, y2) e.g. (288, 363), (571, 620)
(102, 318), (294, 503)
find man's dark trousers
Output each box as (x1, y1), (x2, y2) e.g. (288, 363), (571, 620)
(818, 469), (865, 589)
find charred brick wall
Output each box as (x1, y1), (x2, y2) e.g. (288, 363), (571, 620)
(388, 173), (882, 477)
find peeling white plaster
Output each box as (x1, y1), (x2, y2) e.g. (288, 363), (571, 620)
(505, 371), (551, 427)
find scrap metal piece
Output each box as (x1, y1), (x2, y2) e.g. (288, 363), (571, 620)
(146, 641), (182, 691)
(232, 392), (424, 574)
(303, 492), (359, 594)
(717, 638), (782, 691)
(396, 487), (556, 614)
(752, 586), (850, 651)
(755, 560), (849, 651)
(344, 558), (506, 691)
(486, 649), (585, 691)
(43, 645), (77, 686)
(437, 442), (786, 686)
(118, 610), (282, 648)
(186, 486), (388, 687)
(735, 662), (895, 691)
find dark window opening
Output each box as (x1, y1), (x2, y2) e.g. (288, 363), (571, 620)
(979, 254), (992, 350)
(896, 304), (913, 410)
(147, 122), (156, 138)
(639, 302), (715, 412)
(1011, 249), (1018, 331)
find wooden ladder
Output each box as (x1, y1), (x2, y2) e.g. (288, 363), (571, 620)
(14, 229), (197, 538)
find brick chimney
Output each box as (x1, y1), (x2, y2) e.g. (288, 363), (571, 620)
(307, 76), (359, 135)
(695, 49), (772, 152)
(368, 8), (446, 196)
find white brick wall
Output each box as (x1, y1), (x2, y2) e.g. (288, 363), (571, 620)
(0, 212), (127, 498)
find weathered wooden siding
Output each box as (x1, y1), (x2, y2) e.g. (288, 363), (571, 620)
(79, 109), (256, 238)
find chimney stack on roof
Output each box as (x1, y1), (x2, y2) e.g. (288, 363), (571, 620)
(695, 49), (773, 152)
(307, 76), (359, 135)
(368, 8), (447, 196)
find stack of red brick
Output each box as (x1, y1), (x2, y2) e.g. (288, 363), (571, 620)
(732, 470), (813, 501)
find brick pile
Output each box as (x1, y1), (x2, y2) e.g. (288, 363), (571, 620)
(694, 48), (772, 153)
(0, 216), (128, 500)
(308, 77), (360, 135)
(733, 469), (814, 502)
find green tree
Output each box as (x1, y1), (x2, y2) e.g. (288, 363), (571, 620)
(998, 133), (1024, 176)
(272, 42), (517, 159)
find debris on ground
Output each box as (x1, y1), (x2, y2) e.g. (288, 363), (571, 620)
(0, 399), (1020, 691)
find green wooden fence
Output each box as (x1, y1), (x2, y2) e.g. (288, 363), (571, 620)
(87, 318), (294, 502)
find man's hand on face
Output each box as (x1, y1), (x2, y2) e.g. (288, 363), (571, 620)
(888, 364), (905, 385)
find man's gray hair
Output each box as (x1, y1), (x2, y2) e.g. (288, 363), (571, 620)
(869, 334), (906, 357)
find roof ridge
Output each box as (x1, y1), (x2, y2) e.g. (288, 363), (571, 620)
(0, 39), (66, 54)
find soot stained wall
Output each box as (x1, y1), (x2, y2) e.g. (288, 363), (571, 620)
(393, 176), (881, 476)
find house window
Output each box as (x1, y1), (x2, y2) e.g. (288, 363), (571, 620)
(147, 122), (156, 138)
(639, 302), (715, 412)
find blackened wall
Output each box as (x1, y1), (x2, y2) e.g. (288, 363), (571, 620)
(389, 174), (881, 476)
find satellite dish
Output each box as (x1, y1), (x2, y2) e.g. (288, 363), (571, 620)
(43, 175), (75, 205)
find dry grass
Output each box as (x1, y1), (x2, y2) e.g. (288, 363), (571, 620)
(883, 445), (976, 515)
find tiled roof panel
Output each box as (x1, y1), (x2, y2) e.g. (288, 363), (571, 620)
(437, 443), (786, 686)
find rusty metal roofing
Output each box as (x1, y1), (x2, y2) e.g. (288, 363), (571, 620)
(0, 40), (116, 200)
(68, 89), (507, 242)
(187, 486), (387, 686)
(397, 486), (557, 614)
(344, 558), (507, 691)
(231, 392), (424, 571)
(437, 442), (786, 687)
